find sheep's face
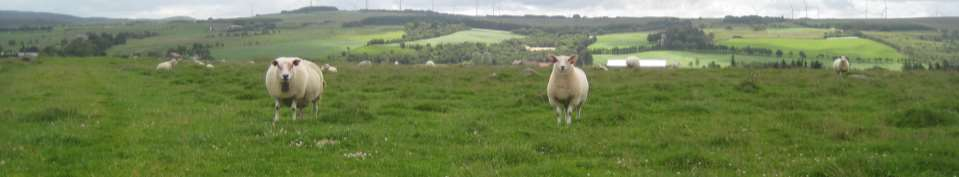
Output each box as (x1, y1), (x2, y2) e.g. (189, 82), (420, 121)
(272, 58), (301, 82)
(840, 56), (849, 62)
(549, 55), (578, 73)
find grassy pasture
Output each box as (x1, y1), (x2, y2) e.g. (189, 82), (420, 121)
(206, 27), (404, 60)
(718, 37), (905, 60)
(588, 32), (651, 50)
(1, 57), (957, 176)
(405, 29), (524, 45)
(706, 27), (831, 41)
(595, 51), (903, 70)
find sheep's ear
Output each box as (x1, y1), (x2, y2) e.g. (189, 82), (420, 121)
(568, 55), (578, 64)
(293, 59), (300, 66)
(271, 60), (279, 66)
(548, 55), (558, 63)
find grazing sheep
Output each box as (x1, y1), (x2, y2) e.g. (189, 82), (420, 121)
(546, 55), (589, 126)
(359, 60), (372, 65)
(265, 57), (326, 126)
(425, 60), (436, 66)
(156, 58), (179, 71)
(833, 56), (850, 76)
(394, 61), (400, 65)
(205, 63), (215, 69)
(322, 64), (338, 73)
(248, 60), (256, 64)
(592, 65), (609, 71)
(522, 67), (539, 76)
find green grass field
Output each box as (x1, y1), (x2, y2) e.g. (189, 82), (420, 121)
(588, 32), (651, 49)
(2, 58), (958, 176)
(706, 27), (831, 41)
(718, 37), (905, 60)
(406, 29), (524, 45)
(594, 51), (904, 70)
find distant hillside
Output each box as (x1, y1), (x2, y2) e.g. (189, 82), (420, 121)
(0, 10), (120, 28)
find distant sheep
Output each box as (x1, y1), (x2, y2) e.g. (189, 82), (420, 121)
(546, 55), (589, 126)
(205, 64), (215, 69)
(833, 56), (850, 76)
(591, 65), (609, 71)
(322, 64), (338, 73)
(155, 58), (179, 71)
(265, 57), (326, 126)
(425, 60), (436, 67)
(358, 60), (372, 65)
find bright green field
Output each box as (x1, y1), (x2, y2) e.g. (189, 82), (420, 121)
(595, 51), (903, 70)
(588, 32), (650, 49)
(718, 37), (905, 60)
(706, 27), (831, 41)
(2, 58), (958, 176)
(406, 29), (524, 45)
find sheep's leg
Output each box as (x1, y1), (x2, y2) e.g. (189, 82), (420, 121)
(291, 100), (298, 121)
(313, 98), (320, 118)
(273, 99), (281, 127)
(554, 106), (564, 125)
(565, 106), (574, 126)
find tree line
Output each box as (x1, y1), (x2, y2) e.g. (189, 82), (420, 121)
(26, 31), (158, 57)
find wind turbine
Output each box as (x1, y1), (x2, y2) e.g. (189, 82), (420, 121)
(883, 0), (889, 19)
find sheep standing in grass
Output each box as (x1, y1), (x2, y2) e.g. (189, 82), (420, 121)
(265, 57), (325, 126)
(156, 58), (179, 71)
(425, 60), (436, 67)
(322, 64), (338, 73)
(205, 63), (215, 69)
(546, 55), (589, 126)
(833, 56), (850, 76)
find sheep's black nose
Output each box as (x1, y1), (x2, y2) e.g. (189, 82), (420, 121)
(282, 75), (289, 80)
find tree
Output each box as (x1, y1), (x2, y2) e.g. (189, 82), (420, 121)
(798, 51), (807, 59)
(730, 54), (737, 67)
(775, 49), (783, 58)
(7, 40), (14, 46)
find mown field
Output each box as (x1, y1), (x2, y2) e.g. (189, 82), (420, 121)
(703, 27), (906, 60)
(405, 28), (524, 45)
(594, 51), (904, 70)
(1, 57), (958, 176)
(588, 32), (651, 50)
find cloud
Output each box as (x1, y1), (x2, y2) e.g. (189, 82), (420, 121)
(1, 0), (957, 19)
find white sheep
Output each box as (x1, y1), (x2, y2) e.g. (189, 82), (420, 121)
(425, 60), (436, 66)
(321, 64), (338, 73)
(205, 63), (215, 69)
(546, 55), (589, 126)
(359, 60), (372, 65)
(833, 56), (850, 76)
(265, 57), (326, 126)
(155, 58), (179, 71)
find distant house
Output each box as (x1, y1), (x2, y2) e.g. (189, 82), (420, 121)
(18, 52), (39, 62)
(606, 60), (628, 68)
(524, 45), (556, 52)
(634, 59), (668, 68)
(607, 58), (668, 69)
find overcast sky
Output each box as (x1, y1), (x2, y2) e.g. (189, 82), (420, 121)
(2, 0), (957, 19)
